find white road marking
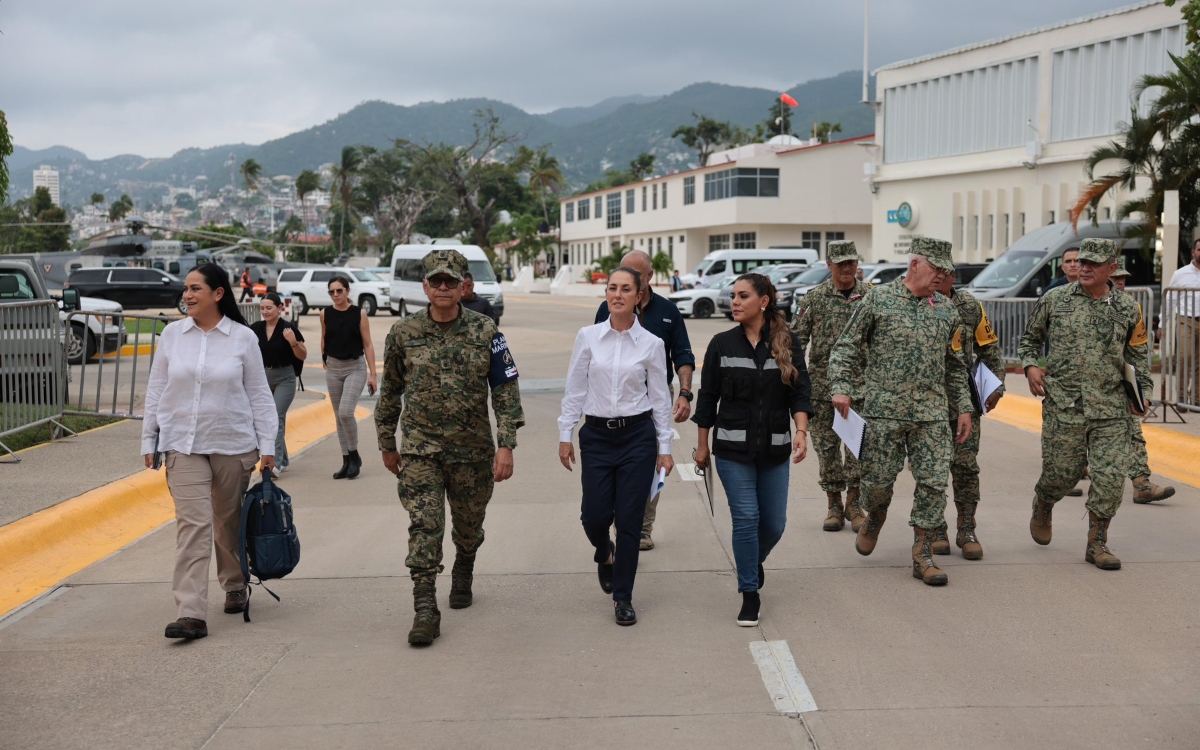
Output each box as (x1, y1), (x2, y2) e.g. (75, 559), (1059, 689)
(750, 640), (818, 717)
(675, 462), (704, 482)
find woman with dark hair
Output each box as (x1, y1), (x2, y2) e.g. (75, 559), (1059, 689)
(142, 263), (278, 639)
(251, 293), (307, 477)
(558, 266), (674, 626)
(320, 274), (377, 479)
(692, 272), (811, 628)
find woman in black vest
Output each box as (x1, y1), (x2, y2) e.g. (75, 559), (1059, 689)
(320, 274), (377, 479)
(693, 273), (811, 628)
(251, 293), (306, 476)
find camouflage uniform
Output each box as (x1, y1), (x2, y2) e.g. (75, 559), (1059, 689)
(947, 289), (1006, 505)
(375, 255), (525, 586)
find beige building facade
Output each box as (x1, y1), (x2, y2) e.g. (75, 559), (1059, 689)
(869, 1), (1185, 263)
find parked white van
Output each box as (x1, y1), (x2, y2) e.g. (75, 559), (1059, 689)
(681, 248), (819, 287)
(389, 244), (503, 318)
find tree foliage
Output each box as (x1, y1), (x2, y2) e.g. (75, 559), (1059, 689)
(108, 194), (133, 222)
(0, 187), (70, 254)
(328, 146), (362, 254)
(814, 121), (843, 143)
(0, 111), (11, 205)
(89, 192), (105, 205)
(672, 113), (745, 167)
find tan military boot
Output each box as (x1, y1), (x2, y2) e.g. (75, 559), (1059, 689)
(1029, 496), (1053, 545)
(845, 487), (866, 532)
(1085, 511), (1121, 570)
(449, 553), (474, 609)
(1132, 475), (1176, 504)
(955, 501), (983, 560)
(912, 527), (948, 586)
(823, 492), (845, 532)
(931, 524), (951, 555)
(855, 509), (887, 556)
(408, 580), (441, 645)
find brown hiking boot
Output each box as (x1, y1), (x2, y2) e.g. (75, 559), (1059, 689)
(1085, 511), (1121, 570)
(931, 524), (951, 555)
(846, 487), (866, 532)
(1029, 496), (1054, 545)
(449, 554), (474, 610)
(912, 527), (948, 586)
(823, 492), (845, 531)
(855, 509), (887, 556)
(223, 588), (248, 614)
(954, 501), (983, 560)
(408, 580), (441, 645)
(1132, 475), (1175, 504)
(164, 617), (208, 639)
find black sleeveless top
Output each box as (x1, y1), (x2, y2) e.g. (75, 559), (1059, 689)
(323, 304), (364, 361)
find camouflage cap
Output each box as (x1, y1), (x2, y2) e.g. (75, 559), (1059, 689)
(909, 236), (955, 273)
(423, 248), (469, 280)
(827, 240), (862, 264)
(1078, 238), (1118, 264)
(1111, 255), (1130, 277)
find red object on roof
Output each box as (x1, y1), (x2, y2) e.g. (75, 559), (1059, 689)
(780, 93), (798, 107)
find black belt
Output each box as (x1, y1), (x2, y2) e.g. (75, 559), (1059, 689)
(585, 411), (652, 430)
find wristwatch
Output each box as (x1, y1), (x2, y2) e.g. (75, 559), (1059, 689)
(678, 389), (693, 402)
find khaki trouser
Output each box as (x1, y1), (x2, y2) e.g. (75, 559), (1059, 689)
(165, 450), (259, 619)
(1179, 317), (1200, 407)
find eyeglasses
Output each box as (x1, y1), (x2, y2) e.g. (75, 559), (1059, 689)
(329, 288), (347, 295)
(428, 276), (461, 289)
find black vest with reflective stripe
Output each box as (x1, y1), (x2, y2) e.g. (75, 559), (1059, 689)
(711, 329), (794, 464)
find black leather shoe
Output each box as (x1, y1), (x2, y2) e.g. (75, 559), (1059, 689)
(597, 541), (614, 594)
(614, 601), (637, 626)
(164, 617), (208, 639)
(758, 563), (765, 590)
(333, 455), (350, 479)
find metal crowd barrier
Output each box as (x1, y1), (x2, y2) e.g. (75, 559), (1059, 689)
(65, 310), (181, 419)
(1160, 287), (1200, 413)
(0, 300), (74, 461)
(979, 298), (1039, 363)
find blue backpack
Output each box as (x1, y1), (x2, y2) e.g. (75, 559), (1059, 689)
(238, 473), (301, 622)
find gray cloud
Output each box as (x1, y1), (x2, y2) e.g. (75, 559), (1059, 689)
(0, 0), (1136, 158)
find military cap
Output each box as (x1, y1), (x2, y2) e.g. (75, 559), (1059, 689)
(1077, 238), (1118, 264)
(827, 241), (862, 264)
(1111, 255), (1130, 277)
(423, 248), (469, 280)
(909, 236), (955, 273)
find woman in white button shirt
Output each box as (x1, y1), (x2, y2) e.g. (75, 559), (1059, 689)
(558, 267), (674, 627)
(142, 263), (279, 640)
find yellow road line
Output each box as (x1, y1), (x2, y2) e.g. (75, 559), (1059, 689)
(985, 393), (1200, 489)
(0, 398), (371, 616)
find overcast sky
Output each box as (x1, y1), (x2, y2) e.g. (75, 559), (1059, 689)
(1, 0), (1142, 159)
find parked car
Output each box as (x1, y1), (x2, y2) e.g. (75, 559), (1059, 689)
(275, 268), (390, 316)
(716, 265), (813, 319)
(861, 263), (909, 286)
(64, 267), (187, 314)
(390, 244), (503, 318)
(669, 274), (735, 319)
(682, 248), (818, 288)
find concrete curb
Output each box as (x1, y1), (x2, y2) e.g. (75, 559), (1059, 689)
(984, 393), (1200, 489)
(0, 397), (370, 616)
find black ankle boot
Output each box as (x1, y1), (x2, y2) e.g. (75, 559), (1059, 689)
(346, 450), (361, 479)
(333, 454), (350, 479)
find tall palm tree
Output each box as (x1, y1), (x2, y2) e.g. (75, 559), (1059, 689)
(328, 146), (362, 255)
(527, 148), (564, 225)
(294, 169), (320, 262)
(240, 159), (263, 192)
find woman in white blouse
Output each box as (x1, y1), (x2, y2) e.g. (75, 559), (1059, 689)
(558, 266), (674, 627)
(142, 263), (278, 640)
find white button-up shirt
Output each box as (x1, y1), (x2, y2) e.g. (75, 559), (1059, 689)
(558, 317), (673, 454)
(1168, 262), (1200, 317)
(141, 316), (278, 457)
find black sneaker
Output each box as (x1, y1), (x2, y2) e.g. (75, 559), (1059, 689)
(737, 592), (760, 627)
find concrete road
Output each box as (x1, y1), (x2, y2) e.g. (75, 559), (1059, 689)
(2, 291), (1198, 749)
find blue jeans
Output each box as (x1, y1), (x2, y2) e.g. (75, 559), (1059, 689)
(717, 457), (789, 592)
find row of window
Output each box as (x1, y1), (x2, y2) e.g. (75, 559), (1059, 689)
(565, 168), (780, 223)
(566, 182), (671, 225)
(566, 235), (685, 265)
(799, 231), (845, 251)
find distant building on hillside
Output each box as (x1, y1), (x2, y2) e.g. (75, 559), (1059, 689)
(33, 165), (60, 206)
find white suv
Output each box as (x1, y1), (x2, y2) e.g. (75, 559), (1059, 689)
(275, 268), (390, 316)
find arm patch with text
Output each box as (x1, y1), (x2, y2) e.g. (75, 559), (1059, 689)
(488, 332), (520, 387)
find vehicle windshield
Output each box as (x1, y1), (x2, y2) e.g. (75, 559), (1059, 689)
(468, 260), (497, 283)
(693, 259), (713, 276)
(705, 275), (730, 289)
(351, 270), (382, 282)
(969, 250), (1047, 288)
(795, 267), (831, 285)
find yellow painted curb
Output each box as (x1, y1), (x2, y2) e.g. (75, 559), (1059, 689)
(0, 397), (371, 616)
(103, 343), (156, 358)
(985, 393), (1200, 489)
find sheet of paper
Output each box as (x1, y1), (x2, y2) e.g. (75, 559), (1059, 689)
(703, 456), (716, 516)
(832, 408), (867, 459)
(971, 361), (1004, 414)
(649, 466), (667, 500)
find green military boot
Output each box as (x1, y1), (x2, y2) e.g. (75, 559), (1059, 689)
(1085, 511), (1121, 570)
(954, 501), (983, 560)
(1030, 496), (1053, 545)
(855, 509), (887, 556)
(912, 527), (948, 586)
(1132, 475), (1175, 504)
(449, 553), (475, 609)
(408, 580), (441, 645)
(823, 492), (845, 532)
(845, 487), (866, 532)
(931, 524), (951, 555)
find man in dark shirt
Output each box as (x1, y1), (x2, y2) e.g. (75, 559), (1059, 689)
(461, 272), (498, 323)
(595, 250), (695, 550)
(1042, 247), (1080, 295)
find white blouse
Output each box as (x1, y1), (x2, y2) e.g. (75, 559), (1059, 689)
(141, 316), (279, 457)
(558, 317), (673, 454)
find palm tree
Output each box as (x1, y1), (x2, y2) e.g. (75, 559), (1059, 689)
(90, 192), (105, 206)
(328, 146), (362, 255)
(294, 169), (320, 262)
(526, 148), (564, 224)
(240, 159), (263, 192)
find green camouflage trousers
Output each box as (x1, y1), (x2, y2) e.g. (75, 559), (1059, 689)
(949, 414), (982, 506)
(397, 455), (494, 582)
(1128, 414), (1149, 479)
(1034, 406), (1128, 519)
(860, 418), (952, 530)
(811, 400), (861, 493)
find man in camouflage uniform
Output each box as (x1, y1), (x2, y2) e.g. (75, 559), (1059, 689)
(1110, 258), (1175, 504)
(375, 249), (525, 645)
(792, 240), (869, 533)
(828, 237), (974, 586)
(931, 269), (1006, 560)
(1020, 239), (1151, 571)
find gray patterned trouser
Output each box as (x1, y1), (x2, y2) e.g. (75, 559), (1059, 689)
(325, 356), (367, 453)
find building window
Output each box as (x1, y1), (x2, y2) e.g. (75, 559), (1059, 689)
(565, 202), (574, 223)
(683, 176), (695, 205)
(656, 237), (662, 255)
(642, 186), (647, 212)
(1019, 212), (1026, 237)
(577, 199), (590, 221)
(668, 235), (674, 260)
(986, 215), (994, 250)
(679, 235), (685, 243)
(594, 196), (603, 218)
(607, 193), (622, 229)
(652, 183), (658, 210)
(733, 232), (757, 249)
(704, 168), (780, 201)
(970, 216), (979, 250)
(1003, 214), (1010, 249)
(956, 217), (965, 250)
(662, 182), (667, 209)
(1047, 210), (1055, 225)
(709, 234), (731, 251)
(626, 189), (635, 214)
(801, 231), (821, 250)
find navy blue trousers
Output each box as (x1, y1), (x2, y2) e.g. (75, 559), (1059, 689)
(579, 420), (657, 602)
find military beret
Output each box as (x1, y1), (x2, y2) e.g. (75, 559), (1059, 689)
(423, 248), (469, 280)
(1077, 238), (1118, 264)
(909, 236), (955, 273)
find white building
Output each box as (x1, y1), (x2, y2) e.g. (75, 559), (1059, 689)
(32, 165), (60, 206)
(868, 1), (1184, 262)
(559, 136), (875, 277)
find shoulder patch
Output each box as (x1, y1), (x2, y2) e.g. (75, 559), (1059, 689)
(951, 328), (964, 352)
(975, 304), (999, 347)
(1129, 304), (1148, 347)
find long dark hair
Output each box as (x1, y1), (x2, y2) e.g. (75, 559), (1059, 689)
(737, 273), (797, 386)
(191, 262), (248, 326)
(609, 266), (645, 321)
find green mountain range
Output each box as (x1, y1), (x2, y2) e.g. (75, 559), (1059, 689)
(10, 71), (874, 207)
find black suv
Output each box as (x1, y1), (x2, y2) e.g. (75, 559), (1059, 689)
(65, 267), (188, 313)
